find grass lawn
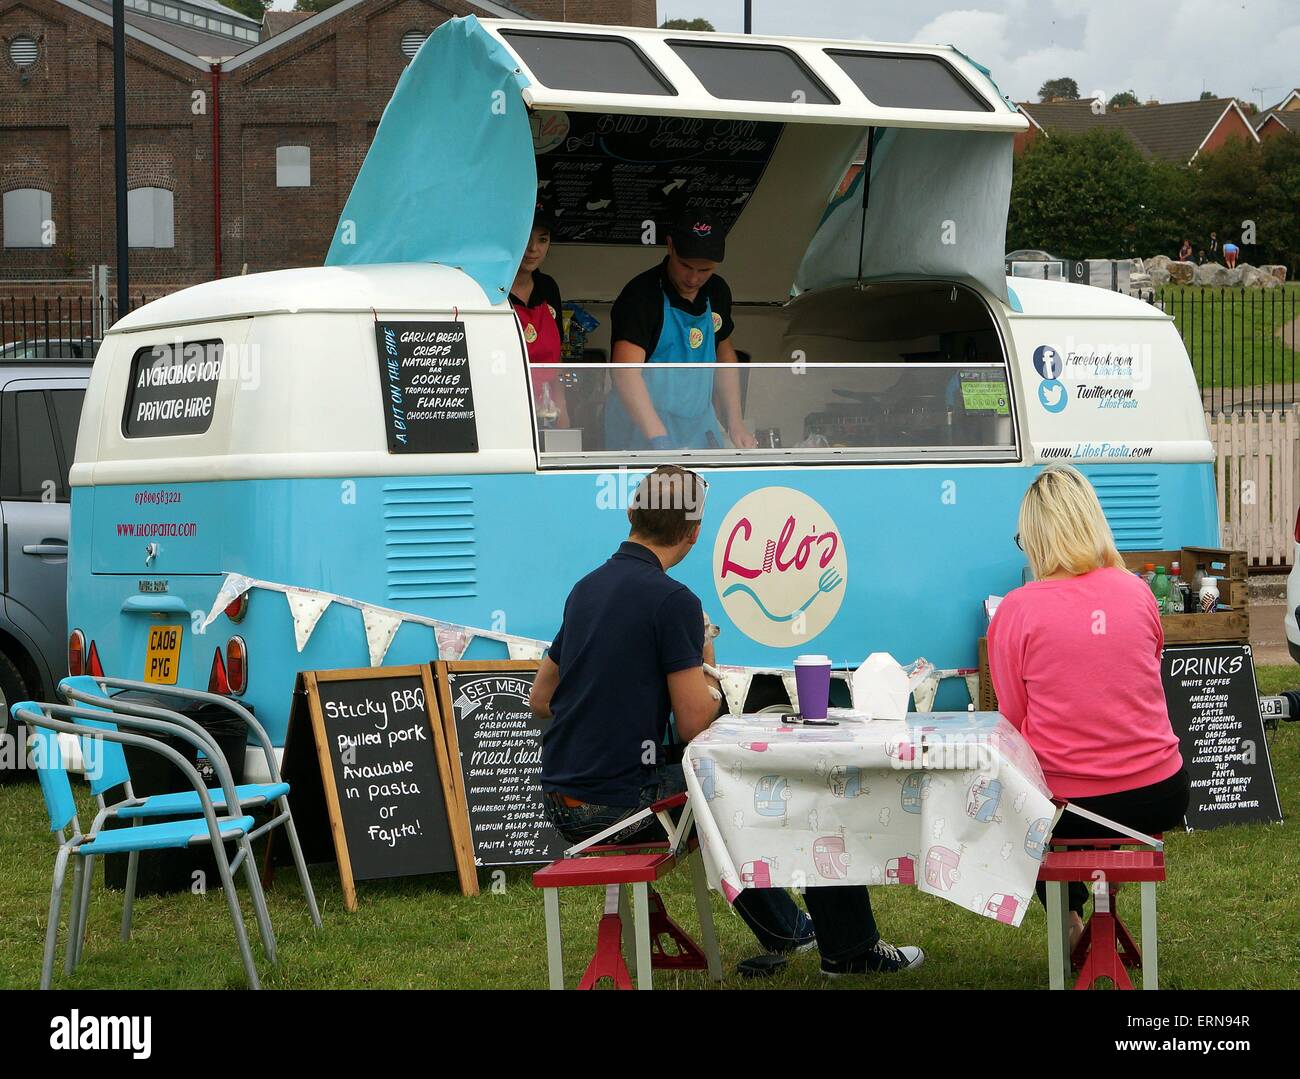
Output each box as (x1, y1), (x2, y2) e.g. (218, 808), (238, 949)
(1157, 283), (1300, 392)
(3, 669), (1299, 990)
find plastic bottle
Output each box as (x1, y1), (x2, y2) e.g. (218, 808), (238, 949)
(1152, 566), (1171, 614)
(1190, 564), (1206, 612)
(1170, 560), (1189, 615)
(1142, 562), (1156, 587)
(538, 382), (558, 430)
(1199, 576), (1220, 613)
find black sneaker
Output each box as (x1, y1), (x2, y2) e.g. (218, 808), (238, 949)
(821, 939), (926, 976)
(784, 912), (816, 954)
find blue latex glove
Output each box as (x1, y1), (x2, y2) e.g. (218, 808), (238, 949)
(648, 435), (676, 451)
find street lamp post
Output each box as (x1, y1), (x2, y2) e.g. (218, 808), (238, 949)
(744, 1), (752, 33)
(113, 0), (129, 318)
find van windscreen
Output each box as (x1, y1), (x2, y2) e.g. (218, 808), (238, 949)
(122, 339), (223, 439)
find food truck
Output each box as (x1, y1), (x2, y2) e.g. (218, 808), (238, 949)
(67, 17), (1216, 775)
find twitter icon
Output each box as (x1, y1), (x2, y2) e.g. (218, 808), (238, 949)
(1038, 379), (1068, 413)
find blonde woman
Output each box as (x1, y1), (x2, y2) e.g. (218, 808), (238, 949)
(988, 465), (1188, 938)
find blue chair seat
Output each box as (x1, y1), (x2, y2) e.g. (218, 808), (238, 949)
(76, 815), (256, 856)
(115, 782), (290, 820)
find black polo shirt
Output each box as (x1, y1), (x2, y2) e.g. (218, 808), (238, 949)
(541, 541), (705, 807)
(610, 257), (735, 356)
(508, 269), (562, 314)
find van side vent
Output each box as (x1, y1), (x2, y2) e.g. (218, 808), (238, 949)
(382, 480), (476, 600)
(1087, 470), (1163, 549)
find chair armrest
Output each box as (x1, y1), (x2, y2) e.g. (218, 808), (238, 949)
(94, 676), (281, 783)
(649, 792), (688, 813)
(18, 705), (237, 849)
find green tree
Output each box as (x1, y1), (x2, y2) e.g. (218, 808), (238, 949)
(1191, 135), (1300, 275)
(660, 17), (715, 31)
(1200, 90), (1217, 100)
(1037, 77), (1080, 102)
(293, 0), (343, 12)
(1107, 90), (1139, 109)
(1008, 129), (1186, 258)
(224, 0), (267, 21)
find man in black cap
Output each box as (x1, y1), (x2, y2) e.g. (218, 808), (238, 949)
(604, 212), (757, 452)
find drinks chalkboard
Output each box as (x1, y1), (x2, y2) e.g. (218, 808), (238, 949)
(273, 666), (478, 908)
(1161, 644), (1283, 831)
(533, 111), (783, 245)
(435, 661), (567, 866)
(374, 321), (477, 455)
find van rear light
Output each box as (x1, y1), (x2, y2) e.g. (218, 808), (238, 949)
(225, 593), (248, 624)
(207, 648), (230, 695)
(68, 630), (86, 676)
(87, 641), (104, 678)
(226, 636), (248, 695)
(1294, 505), (1300, 543)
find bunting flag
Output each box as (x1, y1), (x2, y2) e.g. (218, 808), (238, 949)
(361, 606), (404, 668)
(435, 625), (474, 662)
(285, 591), (332, 653)
(506, 638), (547, 662)
(201, 572), (254, 630)
(718, 666), (754, 716)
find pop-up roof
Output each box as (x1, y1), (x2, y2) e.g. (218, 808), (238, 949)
(325, 17), (1027, 305)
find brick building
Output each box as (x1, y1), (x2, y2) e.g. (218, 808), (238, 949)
(0, 0), (655, 305)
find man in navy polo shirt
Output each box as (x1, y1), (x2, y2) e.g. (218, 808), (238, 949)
(531, 466), (924, 976)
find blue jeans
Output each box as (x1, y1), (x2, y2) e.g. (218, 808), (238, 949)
(543, 764), (879, 961)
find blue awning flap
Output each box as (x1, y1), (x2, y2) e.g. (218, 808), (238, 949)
(324, 16), (535, 303)
(796, 128), (1013, 303)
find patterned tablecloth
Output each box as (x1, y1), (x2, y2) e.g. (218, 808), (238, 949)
(683, 710), (1057, 927)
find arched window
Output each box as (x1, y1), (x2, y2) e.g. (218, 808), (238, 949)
(3, 188), (52, 248)
(127, 187), (175, 248)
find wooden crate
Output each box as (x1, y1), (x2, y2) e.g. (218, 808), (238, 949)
(1119, 546), (1249, 644)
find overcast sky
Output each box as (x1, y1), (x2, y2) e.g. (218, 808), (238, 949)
(655, 0), (1300, 108)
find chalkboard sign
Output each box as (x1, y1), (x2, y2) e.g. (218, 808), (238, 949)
(274, 666), (477, 908)
(374, 321), (477, 455)
(533, 111), (783, 245)
(122, 339), (223, 438)
(435, 660), (567, 866)
(1161, 644), (1283, 831)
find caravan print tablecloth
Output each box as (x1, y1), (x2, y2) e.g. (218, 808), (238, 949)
(683, 710), (1056, 927)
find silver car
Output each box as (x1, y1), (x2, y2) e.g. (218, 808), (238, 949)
(0, 356), (89, 754)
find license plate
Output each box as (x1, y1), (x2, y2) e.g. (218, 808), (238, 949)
(144, 624), (182, 684)
(1260, 696), (1284, 719)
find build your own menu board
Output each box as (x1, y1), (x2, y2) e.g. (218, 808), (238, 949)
(275, 667), (478, 908)
(435, 661), (567, 866)
(1161, 644), (1283, 830)
(374, 321), (477, 454)
(532, 111), (783, 245)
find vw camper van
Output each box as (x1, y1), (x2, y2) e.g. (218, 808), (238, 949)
(69, 18), (1216, 776)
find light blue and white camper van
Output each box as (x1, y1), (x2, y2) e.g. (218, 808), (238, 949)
(68, 18), (1216, 775)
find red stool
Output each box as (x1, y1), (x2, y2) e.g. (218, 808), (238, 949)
(1038, 808), (1166, 990)
(532, 794), (724, 990)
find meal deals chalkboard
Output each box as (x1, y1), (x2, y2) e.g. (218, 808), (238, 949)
(275, 667), (478, 908)
(532, 111), (783, 245)
(434, 661), (567, 866)
(1161, 644), (1283, 831)
(374, 321), (477, 454)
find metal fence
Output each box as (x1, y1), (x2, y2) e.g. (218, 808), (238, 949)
(0, 293), (149, 353)
(1156, 287), (1300, 414)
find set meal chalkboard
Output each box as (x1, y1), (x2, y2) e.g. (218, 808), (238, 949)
(435, 660), (567, 866)
(374, 320), (477, 455)
(273, 666), (477, 908)
(1161, 644), (1283, 830)
(532, 111), (783, 245)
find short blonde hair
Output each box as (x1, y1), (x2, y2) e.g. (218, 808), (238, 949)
(1018, 465), (1125, 580)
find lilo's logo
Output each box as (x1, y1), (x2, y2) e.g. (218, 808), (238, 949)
(692, 221), (713, 237)
(713, 487), (847, 647)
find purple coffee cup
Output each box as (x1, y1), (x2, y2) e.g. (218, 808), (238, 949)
(794, 654), (832, 719)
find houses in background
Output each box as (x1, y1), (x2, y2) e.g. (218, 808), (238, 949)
(1013, 94), (1290, 164)
(0, 0), (655, 296)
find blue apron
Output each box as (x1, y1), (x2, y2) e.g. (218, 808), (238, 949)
(605, 293), (724, 450)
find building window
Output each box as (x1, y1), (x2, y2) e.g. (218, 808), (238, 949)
(276, 145), (311, 187)
(3, 188), (52, 248)
(9, 35), (39, 69)
(401, 30), (428, 60)
(127, 187), (175, 249)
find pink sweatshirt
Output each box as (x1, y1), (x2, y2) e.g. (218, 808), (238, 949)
(987, 566), (1183, 799)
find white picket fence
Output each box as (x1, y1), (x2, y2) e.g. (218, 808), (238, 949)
(1208, 408), (1300, 568)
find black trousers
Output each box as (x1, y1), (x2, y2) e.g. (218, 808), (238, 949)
(1036, 766), (1190, 916)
